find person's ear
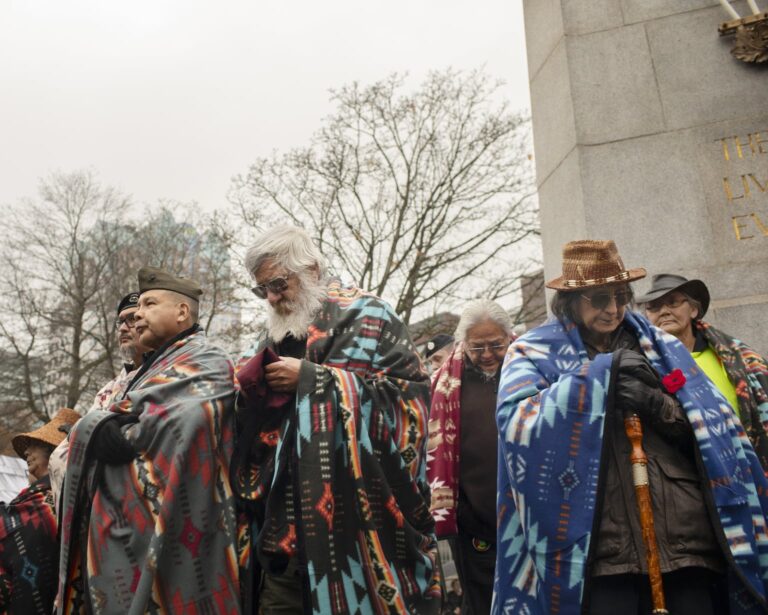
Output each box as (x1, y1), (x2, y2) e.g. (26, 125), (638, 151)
(178, 302), (190, 323)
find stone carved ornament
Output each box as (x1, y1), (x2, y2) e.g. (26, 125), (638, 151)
(719, 12), (768, 64)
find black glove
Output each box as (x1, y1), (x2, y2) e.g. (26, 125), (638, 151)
(615, 371), (664, 418)
(616, 350), (660, 389)
(90, 419), (136, 465)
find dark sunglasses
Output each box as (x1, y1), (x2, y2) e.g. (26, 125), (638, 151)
(581, 290), (632, 310)
(251, 276), (290, 299)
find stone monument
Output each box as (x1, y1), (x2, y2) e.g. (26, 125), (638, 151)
(524, 0), (768, 353)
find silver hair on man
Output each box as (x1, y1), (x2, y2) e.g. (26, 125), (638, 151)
(244, 225), (328, 279)
(454, 299), (513, 342)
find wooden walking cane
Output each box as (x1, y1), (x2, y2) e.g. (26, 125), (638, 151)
(624, 412), (669, 615)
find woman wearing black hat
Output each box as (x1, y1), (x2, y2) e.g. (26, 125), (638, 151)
(639, 273), (768, 472)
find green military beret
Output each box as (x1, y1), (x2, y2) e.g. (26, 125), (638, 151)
(137, 266), (203, 301)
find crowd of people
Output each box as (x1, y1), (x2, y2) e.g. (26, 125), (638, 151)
(0, 228), (767, 615)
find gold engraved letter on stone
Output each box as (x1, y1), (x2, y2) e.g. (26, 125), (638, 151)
(734, 135), (753, 159)
(732, 215), (755, 240)
(751, 213), (768, 236)
(755, 132), (768, 155)
(747, 173), (768, 193)
(720, 137), (733, 161)
(723, 177), (744, 201)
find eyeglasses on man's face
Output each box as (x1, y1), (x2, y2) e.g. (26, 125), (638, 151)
(466, 341), (508, 354)
(580, 289), (631, 311)
(645, 296), (688, 313)
(251, 276), (290, 300)
(115, 313), (137, 329)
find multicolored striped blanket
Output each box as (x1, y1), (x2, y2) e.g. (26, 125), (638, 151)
(697, 320), (768, 473)
(0, 476), (58, 614)
(57, 329), (241, 614)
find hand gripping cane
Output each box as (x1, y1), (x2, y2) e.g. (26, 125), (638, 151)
(623, 412), (669, 615)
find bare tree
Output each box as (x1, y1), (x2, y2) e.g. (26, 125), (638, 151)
(0, 174), (245, 424)
(230, 69), (540, 324)
(0, 170), (131, 419)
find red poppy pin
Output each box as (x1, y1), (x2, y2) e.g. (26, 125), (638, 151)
(662, 369), (686, 394)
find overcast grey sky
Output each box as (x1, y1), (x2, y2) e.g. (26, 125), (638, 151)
(1, 0), (529, 211)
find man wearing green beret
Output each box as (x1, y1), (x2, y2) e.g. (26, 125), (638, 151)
(57, 267), (241, 614)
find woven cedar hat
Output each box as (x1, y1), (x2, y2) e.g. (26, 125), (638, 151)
(12, 408), (82, 457)
(546, 239), (646, 291)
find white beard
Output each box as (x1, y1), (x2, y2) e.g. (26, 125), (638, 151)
(266, 275), (327, 343)
(118, 343), (136, 364)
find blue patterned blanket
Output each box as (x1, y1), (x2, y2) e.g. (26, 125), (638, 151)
(494, 312), (768, 614)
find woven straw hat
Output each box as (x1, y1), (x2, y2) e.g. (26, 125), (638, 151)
(12, 408), (82, 457)
(546, 239), (646, 291)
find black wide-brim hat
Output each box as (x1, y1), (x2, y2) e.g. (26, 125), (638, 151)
(635, 273), (710, 318)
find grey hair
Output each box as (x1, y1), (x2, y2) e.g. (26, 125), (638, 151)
(165, 290), (200, 324)
(679, 292), (703, 321)
(244, 225), (328, 279)
(454, 299), (513, 342)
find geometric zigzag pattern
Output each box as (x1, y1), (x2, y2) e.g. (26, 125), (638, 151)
(493, 312), (768, 614)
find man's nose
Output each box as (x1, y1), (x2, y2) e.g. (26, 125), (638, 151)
(266, 289), (282, 303)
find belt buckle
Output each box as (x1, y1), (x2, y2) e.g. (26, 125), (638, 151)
(471, 538), (491, 552)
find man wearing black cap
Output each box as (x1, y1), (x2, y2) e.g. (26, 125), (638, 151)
(639, 273), (768, 472)
(49, 292), (150, 508)
(425, 333), (455, 374)
(95, 291), (151, 410)
(57, 267), (241, 614)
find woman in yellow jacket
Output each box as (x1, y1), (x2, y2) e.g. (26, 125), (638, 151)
(639, 273), (768, 473)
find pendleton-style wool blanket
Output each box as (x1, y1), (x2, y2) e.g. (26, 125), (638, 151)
(696, 320), (768, 473)
(51, 365), (138, 510)
(0, 476), (58, 614)
(57, 329), (241, 615)
(232, 281), (440, 615)
(426, 344), (464, 538)
(494, 311), (768, 615)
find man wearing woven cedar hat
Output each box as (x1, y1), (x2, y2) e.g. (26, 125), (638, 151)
(57, 267), (241, 615)
(0, 409), (80, 614)
(493, 240), (768, 614)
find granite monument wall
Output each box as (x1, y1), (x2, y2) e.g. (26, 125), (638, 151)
(524, 0), (768, 353)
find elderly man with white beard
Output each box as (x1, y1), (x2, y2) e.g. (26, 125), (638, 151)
(231, 226), (440, 615)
